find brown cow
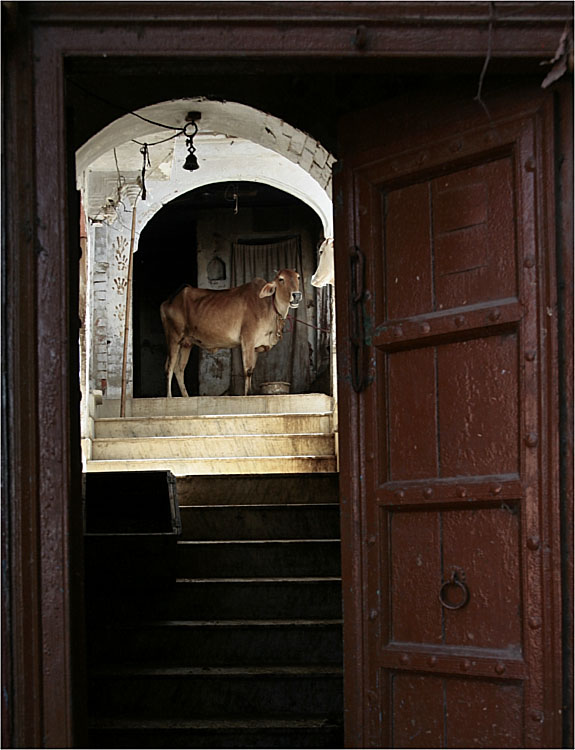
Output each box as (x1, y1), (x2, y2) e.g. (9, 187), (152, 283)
(160, 269), (302, 397)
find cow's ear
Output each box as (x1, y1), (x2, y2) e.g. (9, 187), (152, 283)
(259, 282), (276, 298)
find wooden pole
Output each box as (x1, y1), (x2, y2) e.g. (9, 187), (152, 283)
(120, 200), (138, 418)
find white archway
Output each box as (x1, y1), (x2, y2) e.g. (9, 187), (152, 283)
(77, 98), (335, 237)
(77, 98), (335, 460)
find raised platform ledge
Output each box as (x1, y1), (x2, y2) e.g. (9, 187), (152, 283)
(85, 455), (338, 476)
(95, 394), (334, 418)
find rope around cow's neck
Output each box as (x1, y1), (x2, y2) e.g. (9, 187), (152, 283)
(286, 314), (331, 334)
(272, 292), (330, 334)
(272, 295), (289, 319)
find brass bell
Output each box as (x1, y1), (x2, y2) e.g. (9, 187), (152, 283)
(182, 152), (199, 171)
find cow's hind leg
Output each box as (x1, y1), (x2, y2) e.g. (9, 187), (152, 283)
(174, 344), (192, 397)
(165, 341), (181, 398)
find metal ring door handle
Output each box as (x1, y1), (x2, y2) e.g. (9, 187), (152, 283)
(439, 569), (470, 611)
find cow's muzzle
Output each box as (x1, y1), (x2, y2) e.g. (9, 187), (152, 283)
(290, 291), (302, 308)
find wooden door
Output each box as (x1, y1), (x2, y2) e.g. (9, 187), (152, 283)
(335, 84), (562, 748)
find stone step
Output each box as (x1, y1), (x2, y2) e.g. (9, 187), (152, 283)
(175, 473), (339, 506)
(86, 578), (343, 622)
(88, 619), (343, 668)
(97, 394), (333, 418)
(177, 539), (341, 578)
(179, 504), (340, 540)
(88, 716), (344, 749)
(91, 434), (335, 461)
(89, 665), (344, 720)
(94, 413), (333, 439)
(171, 577), (343, 621)
(85, 455), (337, 476)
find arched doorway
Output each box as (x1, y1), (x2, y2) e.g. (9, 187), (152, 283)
(133, 181), (328, 398)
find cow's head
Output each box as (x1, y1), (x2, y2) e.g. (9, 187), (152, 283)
(311, 237), (334, 288)
(260, 269), (302, 312)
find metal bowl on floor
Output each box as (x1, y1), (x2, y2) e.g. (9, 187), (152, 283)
(260, 381), (290, 395)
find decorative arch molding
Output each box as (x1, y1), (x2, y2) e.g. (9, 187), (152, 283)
(77, 97), (335, 236)
(132, 143), (335, 241)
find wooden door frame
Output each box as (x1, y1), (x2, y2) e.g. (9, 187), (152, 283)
(2, 3), (572, 747)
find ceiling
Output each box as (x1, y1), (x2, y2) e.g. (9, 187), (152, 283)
(66, 62), (425, 156)
(167, 181), (302, 211)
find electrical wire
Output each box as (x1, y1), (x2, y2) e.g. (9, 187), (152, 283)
(132, 131), (183, 147)
(69, 79), (184, 132)
(72, 80), (202, 216)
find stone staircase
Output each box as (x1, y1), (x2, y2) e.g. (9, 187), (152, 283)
(85, 395), (337, 475)
(86, 473), (343, 749)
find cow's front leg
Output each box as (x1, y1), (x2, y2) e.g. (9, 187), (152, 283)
(240, 337), (257, 396)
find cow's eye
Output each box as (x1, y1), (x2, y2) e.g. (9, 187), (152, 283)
(279, 277), (285, 283)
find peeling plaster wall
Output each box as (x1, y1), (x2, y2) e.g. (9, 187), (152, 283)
(88, 220), (136, 399)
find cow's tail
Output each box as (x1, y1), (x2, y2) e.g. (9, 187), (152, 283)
(159, 300), (171, 374)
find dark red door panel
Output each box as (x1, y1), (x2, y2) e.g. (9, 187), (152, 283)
(336, 85), (561, 748)
(387, 505), (522, 651)
(388, 673), (524, 748)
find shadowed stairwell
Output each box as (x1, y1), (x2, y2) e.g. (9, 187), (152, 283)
(85, 471), (343, 749)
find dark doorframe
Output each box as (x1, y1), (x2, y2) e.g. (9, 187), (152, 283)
(2, 4), (572, 747)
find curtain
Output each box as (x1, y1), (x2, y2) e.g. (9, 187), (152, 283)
(230, 236), (310, 395)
